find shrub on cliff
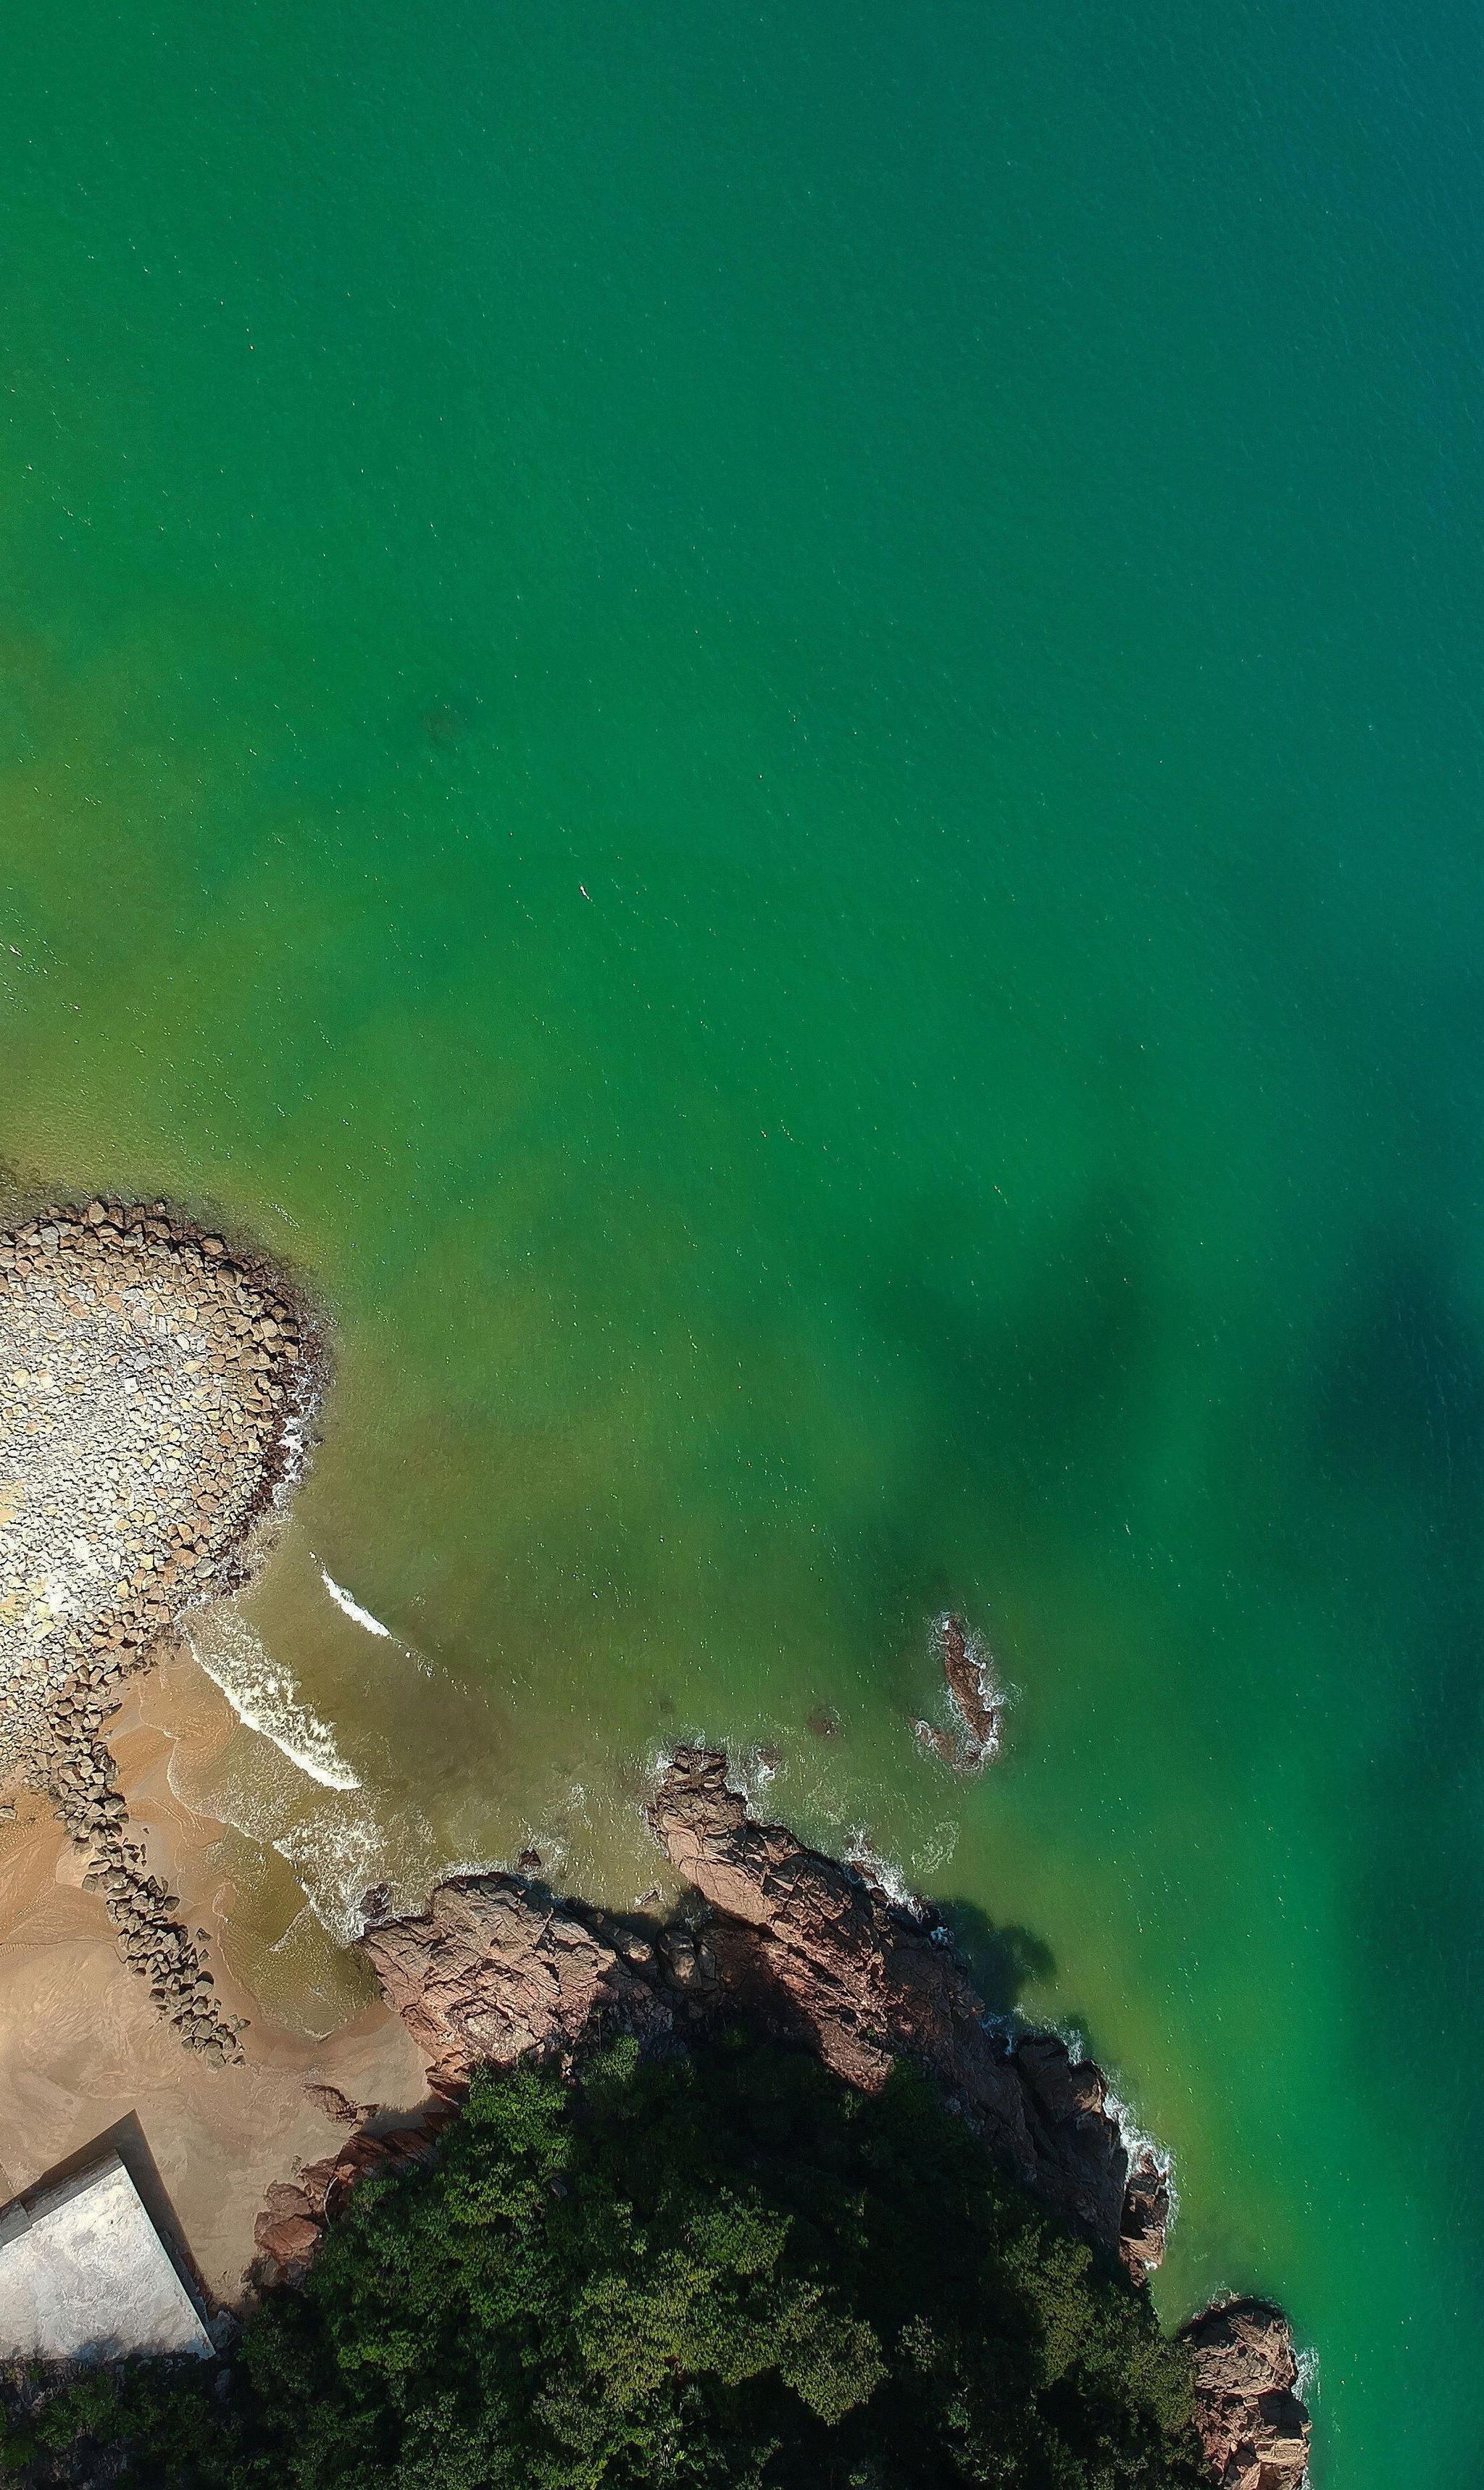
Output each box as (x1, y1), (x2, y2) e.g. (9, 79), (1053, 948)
(0, 2030), (1204, 2488)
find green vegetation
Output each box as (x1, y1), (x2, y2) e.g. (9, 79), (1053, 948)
(1, 2031), (1204, 2488)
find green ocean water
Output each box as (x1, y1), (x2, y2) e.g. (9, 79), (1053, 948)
(2, 1), (1483, 2476)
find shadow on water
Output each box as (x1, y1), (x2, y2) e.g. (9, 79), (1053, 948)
(1307, 1239), (1484, 2232)
(938, 1899), (1056, 2018)
(815, 1182), (1159, 1683)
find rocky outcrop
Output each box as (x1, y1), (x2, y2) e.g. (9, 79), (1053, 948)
(249, 1755), (1310, 2490)
(912, 1612), (1002, 1770)
(359, 1873), (672, 2099)
(254, 1882), (674, 2281)
(325, 1750), (1167, 2283)
(649, 1747), (1167, 2275)
(1180, 2299), (1311, 2489)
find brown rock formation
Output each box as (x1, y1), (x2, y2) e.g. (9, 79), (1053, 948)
(648, 1746), (1162, 2272)
(254, 1748), (1314, 2490)
(359, 1872), (671, 2099)
(913, 1612), (1003, 1770)
(253, 2127), (446, 2282)
(258, 1749), (1172, 2289)
(1180, 2299), (1311, 2490)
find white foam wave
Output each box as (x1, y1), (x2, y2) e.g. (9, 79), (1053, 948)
(909, 1818), (961, 1876)
(272, 1807), (385, 1946)
(843, 1829), (930, 1918)
(1102, 2081), (1178, 2231)
(318, 1565), (393, 1639)
(186, 1611), (362, 1791)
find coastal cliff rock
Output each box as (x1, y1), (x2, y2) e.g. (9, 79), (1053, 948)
(1180, 2299), (1312, 2490)
(648, 1746), (1167, 2275)
(252, 1773), (1314, 2490)
(327, 1749), (1167, 2283)
(359, 1873), (671, 2096)
(253, 1747), (1312, 2487)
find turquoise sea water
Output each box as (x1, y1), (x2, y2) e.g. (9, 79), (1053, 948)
(3, 4), (1483, 2477)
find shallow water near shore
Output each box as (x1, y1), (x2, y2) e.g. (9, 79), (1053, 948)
(3, 4), (1483, 2478)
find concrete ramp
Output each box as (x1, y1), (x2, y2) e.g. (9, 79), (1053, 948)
(0, 2150), (212, 2362)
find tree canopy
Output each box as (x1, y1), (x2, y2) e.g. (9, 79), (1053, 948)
(1, 2029), (1206, 2488)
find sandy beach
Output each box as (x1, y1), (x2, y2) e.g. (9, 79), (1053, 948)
(0, 1200), (438, 2304)
(0, 1639), (425, 2304)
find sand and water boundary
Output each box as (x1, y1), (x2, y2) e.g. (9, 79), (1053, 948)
(0, 1197), (424, 2297)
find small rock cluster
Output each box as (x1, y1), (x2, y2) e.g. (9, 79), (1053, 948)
(0, 1196), (317, 2058)
(255, 2126), (445, 2282)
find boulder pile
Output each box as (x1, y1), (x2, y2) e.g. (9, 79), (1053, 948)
(0, 1195), (317, 2057)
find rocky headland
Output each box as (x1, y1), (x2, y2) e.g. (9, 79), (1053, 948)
(0, 1196), (317, 2066)
(254, 1746), (1309, 2486)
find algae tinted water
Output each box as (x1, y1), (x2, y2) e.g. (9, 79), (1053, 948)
(3, 4), (1482, 2478)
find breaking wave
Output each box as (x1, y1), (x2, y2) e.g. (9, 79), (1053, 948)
(186, 1609), (362, 1791)
(318, 1565), (394, 1639)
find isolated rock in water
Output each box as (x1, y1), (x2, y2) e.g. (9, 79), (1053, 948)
(913, 1612), (1002, 1770)
(647, 1746), (1159, 2272)
(359, 1873), (670, 2096)
(1180, 2299), (1312, 2489)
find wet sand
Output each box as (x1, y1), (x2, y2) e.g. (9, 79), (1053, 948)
(0, 1648), (425, 2303)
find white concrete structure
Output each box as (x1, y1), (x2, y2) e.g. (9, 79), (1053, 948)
(0, 2152), (213, 2362)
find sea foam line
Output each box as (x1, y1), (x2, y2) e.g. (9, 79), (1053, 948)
(186, 1614), (362, 1792)
(319, 1565), (394, 1639)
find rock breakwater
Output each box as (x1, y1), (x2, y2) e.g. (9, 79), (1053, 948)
(0, 1195), (318, 2058)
